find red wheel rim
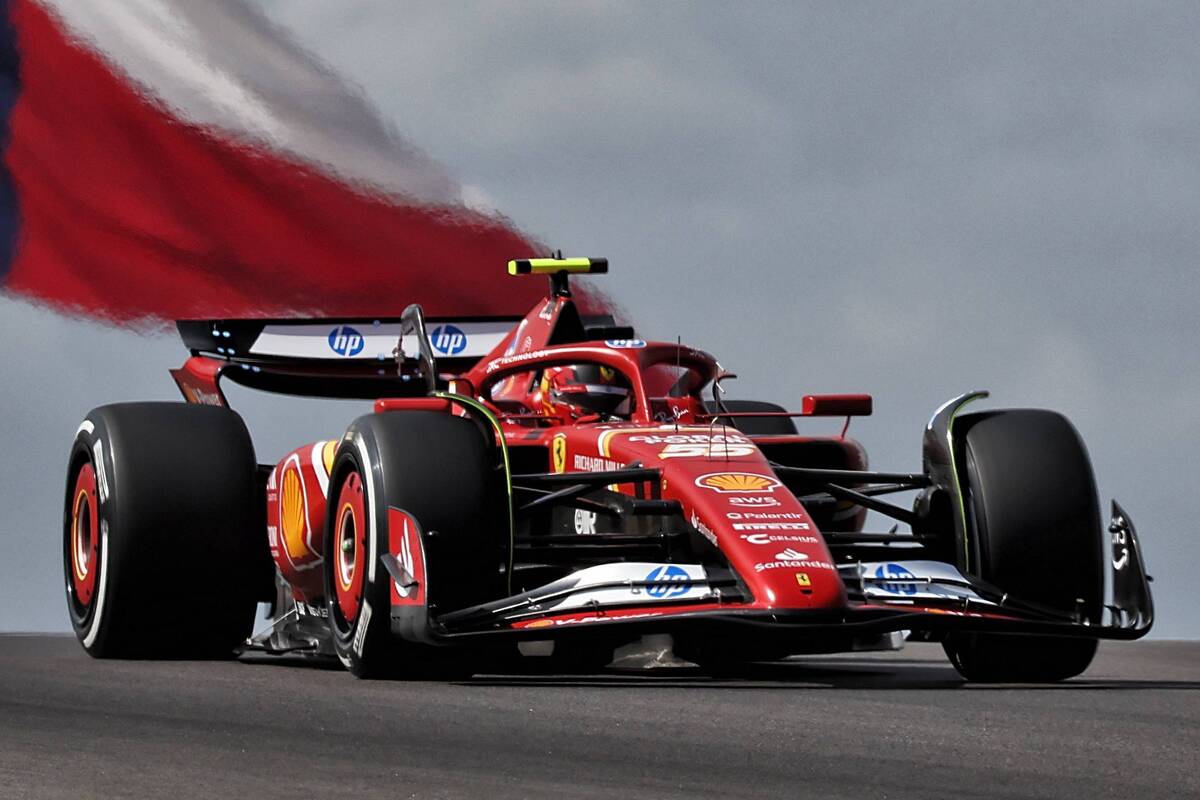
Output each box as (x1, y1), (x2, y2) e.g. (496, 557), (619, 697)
(70, 463), (99, 606)
(334, 471), (367, 623)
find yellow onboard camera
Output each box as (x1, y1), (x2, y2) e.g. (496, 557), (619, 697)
(506, 257), (608, 276)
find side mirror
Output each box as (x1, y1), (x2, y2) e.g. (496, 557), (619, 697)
(711, 371), (739, 416)
(801, 394), (873, 417)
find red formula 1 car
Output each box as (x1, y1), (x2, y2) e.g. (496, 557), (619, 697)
(63, 258), (1153, 681)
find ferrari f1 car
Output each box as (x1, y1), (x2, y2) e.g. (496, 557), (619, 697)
(63, 258), (1153, 681)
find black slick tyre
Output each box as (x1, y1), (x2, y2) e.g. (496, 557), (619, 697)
(324, 411), (502, 679)
(64, 403), (267, 658)
(943, 409), (1102, 682)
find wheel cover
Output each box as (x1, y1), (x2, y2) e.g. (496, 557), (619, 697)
(69, 463), (99, 607)
(334, 471), (367, 624)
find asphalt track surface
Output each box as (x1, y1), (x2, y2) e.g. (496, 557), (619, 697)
(1, 636), (1197, 799)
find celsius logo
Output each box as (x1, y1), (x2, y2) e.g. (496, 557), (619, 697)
(644, 565), (691, 598)
(430, 324), (468, 355)
(874, 562), (917, 596)
(328, 325), (365, 357)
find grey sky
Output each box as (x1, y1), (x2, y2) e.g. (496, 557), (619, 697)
(2, 1), (1196, 636)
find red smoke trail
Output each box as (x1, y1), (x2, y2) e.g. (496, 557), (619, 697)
(1, 0), (604, 325)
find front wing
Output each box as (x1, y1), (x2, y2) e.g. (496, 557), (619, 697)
(401, 501), (1152, 646)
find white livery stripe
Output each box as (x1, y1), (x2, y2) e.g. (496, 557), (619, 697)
(82, 521), (110, 649)
(353, 433), (378, 583)
(311, 442), (330, 498)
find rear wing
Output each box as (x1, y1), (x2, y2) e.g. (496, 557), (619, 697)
(179, 315), (518, 364)
(175, 315), (520, 400)
(174, 310), (629, 401)
(174, 257), (627, 403)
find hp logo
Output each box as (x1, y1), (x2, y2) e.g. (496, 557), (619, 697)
(430, 324), (467, 356)
(328, 325), (365, 357)
(874, 562), (917, 596)
(645, 565), (691, 598)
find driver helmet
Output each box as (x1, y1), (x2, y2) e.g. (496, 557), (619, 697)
(536, 364), (632, 422)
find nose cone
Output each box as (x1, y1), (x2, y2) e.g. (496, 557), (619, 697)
(599, 428), (846, 610)
(688, 479), (845, 609)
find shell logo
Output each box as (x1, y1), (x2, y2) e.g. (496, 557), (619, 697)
(695, 472), (782, 494)
(281, 466), (312, 560)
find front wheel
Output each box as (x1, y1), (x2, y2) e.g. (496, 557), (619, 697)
(324, 411), (503, 678)
(944, 634), (1097, 683)
(943, 409), (1102, 682)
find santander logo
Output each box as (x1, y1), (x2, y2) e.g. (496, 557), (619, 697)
(775, 548), (810, 561)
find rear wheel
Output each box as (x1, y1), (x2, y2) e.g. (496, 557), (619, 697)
(325, 411), (503, 678)
(64, 403), (268, 658)
(943, 409), (1102, 682)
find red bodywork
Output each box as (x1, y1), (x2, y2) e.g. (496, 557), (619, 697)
(463, 296), (870, 620)
(234, 287), (872, 625)
(265, 440), (338, 601)
(165, 270), (1153, 649)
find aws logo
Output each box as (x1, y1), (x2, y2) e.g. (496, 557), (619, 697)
(729, 496), (782, 508)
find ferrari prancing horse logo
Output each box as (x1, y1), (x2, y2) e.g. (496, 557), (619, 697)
(552, 433), (567, 473)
